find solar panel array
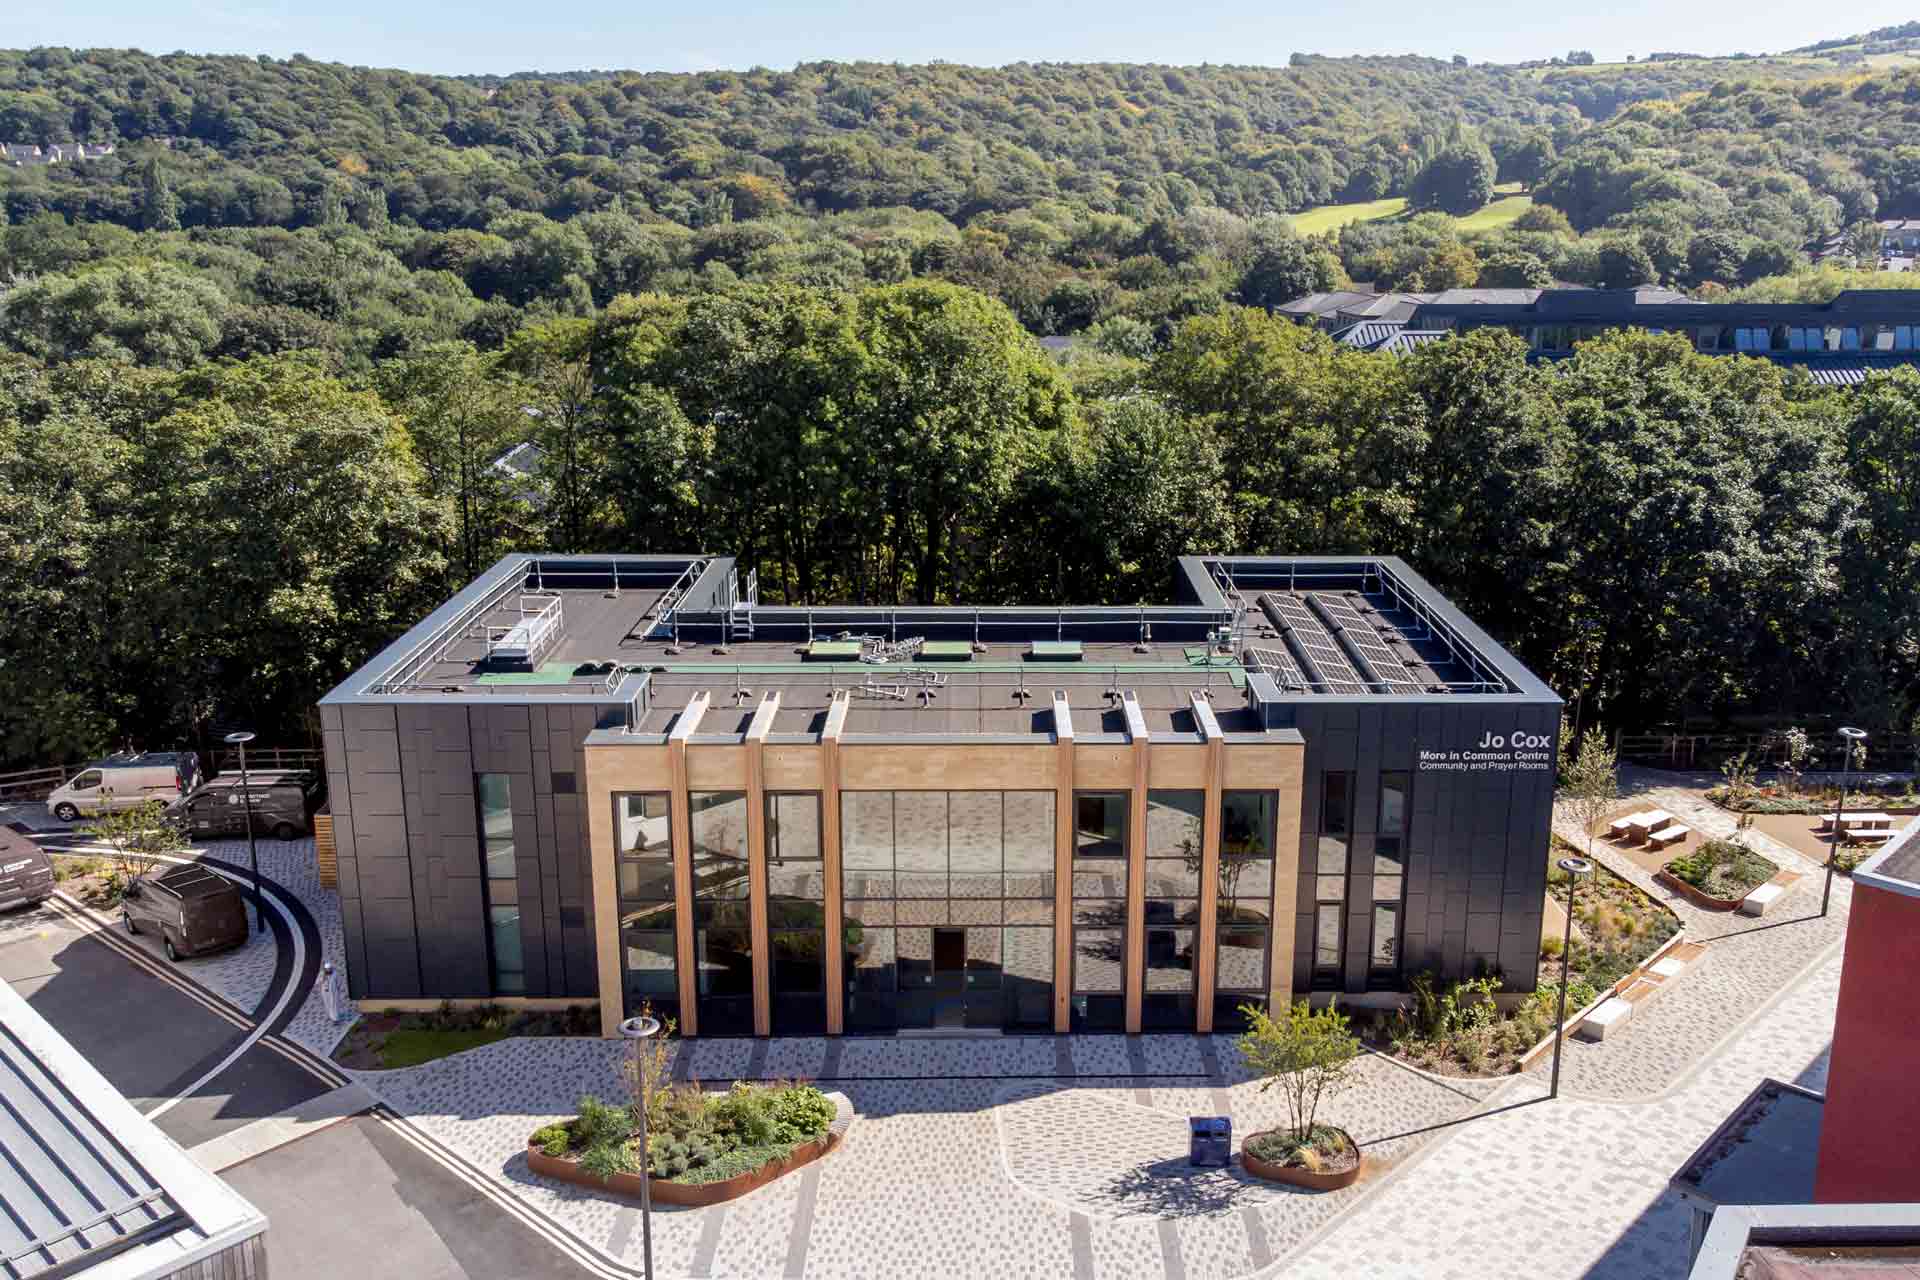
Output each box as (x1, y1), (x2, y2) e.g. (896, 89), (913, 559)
(1258, 594), (1369, 695)
(1245, 646), (1309, 691)
(1310, 593), (1428, 694)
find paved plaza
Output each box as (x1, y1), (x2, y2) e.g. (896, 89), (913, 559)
(5, 773), (1873, 1278)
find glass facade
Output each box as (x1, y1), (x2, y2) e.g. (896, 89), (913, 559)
(616, 792), (677, 1026)
(1142, 791), (1201, 1030)
(1070, 792), (1127, 1031)
(477, 773), (524, 994)
(841, 790), (1055, 1032)
(691, 791), (753, 1034)
(1213, 790), (1277, 1030)
(766, 792), (827, 1034)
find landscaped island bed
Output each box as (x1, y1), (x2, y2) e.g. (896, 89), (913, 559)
(1660, 838), (1779, 909)
(529, 1081), (848, 1206)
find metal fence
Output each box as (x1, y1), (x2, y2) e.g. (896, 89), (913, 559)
(212, 746), (322, 774)
(0, 765), (70, 803)
(1617, 731), (1920, 771)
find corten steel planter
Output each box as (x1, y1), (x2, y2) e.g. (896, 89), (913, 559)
(1239, 1128), (1364, 1191)
(1655, 868), (1753, 912)
(526, 1129), (841, 1207)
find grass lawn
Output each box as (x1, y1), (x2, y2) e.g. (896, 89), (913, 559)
(1454, 191), (1533, 233)
(1289, 196), (1405, 236)
(375, 1027), (509, 1068)
(1289, 184), (1529, 239)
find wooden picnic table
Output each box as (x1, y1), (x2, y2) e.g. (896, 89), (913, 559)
(1630, 809), (1674, 833)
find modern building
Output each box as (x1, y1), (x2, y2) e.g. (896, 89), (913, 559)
(0, 981), (268, 1280)
(1318, 287), (1920, 384)
(317, 554), (1560, 1039)
(1671, 817), (1920, 1272)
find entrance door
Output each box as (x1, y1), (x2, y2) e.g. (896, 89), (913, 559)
(932, 928), (967, 1027)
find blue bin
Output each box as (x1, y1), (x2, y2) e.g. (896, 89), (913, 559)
(1189, 1115), (1232, 1168)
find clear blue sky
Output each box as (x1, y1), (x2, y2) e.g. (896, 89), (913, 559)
(17, 1), (1920, 76)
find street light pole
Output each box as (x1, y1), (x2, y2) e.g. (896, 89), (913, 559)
(224, 731), (264, 934)
(1550, 856), (1592, 1100)
(620, 1015), (661, 1280)
(1824, 727), (1868, 918)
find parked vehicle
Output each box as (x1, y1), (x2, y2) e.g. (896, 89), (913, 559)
(47, 752), (201, 823)
(174, 770), (322, 841)
(0, 828), (53, 912)
(120, 863), (248, 961)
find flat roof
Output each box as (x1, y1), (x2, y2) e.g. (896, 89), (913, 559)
(0, 983), (264, 1280)
(1673, 1079), (1826, 1211)
(1855, 817), (1920, 899)
(321, 554), (1557, 740)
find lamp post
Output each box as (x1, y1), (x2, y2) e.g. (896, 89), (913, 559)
(620, 1015), (661, 1280)
(1550, 855), (1592, 1100)
(1824, 727), (1868, 918)
(223, 731), (264, 934)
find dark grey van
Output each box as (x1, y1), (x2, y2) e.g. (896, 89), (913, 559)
(0, 828), (54, 912)
(121, 863), (248, 961)
(176, 770), (321, 841)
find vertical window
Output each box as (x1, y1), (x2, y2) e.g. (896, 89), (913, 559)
(767, 792), (826, 1034)
(477, 774), (523, 994)
(1142, 791), (1201, 1030)
(1314, 772), (1353, 988)
(1371, 771), (1409, 984)
(1071, 792), (1127, 1031)
(1215, 791), (1277, 1030)
(691, 791), (752, 1034)
(616, 793), (676, 1024)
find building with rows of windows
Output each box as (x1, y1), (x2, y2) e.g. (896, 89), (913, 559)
(317, 554), (1560, 1039)
(1300, 287), (1920, 385)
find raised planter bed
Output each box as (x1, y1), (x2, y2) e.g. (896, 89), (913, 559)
(526, 1091), (852, 1208)
(1654, 869), (1750, 912)
(1240, 1128), (1363, 1191)
(528, 1128), (840, 1207)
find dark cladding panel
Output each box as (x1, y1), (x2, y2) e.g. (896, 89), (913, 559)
(339, 703), (420, 997)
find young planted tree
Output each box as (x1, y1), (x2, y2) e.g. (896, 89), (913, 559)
(1561, 726), (1619, 863)
(1237, 999), (1361, 1155)
(84, 795), (191, 883)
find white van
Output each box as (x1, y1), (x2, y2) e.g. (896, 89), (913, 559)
(47, 752), (201, 823)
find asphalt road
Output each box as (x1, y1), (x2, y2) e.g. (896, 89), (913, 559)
(0, 902), (329, 1148)
(224, 1116), (598, 1280)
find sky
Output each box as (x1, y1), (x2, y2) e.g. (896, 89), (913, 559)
(15, 0), (1920, 76)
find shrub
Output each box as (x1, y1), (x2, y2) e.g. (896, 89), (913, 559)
(532, 1123), (572, 1158)
(574, 1095), (630, 1148)
(579, 1136), (639, 1180)
(711, 1082), (778, 1146)
(767, 1084), (835, 1144)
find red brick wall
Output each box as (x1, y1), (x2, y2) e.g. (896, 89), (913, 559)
(1815, 881), (1920, 1202)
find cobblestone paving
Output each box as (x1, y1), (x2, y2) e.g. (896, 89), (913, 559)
(1272, 940), (1844, 1280)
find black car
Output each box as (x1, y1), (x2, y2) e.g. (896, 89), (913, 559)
(0, 828), (54, 912)
(121, 863), (249, 961)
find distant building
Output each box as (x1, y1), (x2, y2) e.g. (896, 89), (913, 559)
(1669, 817), (1920, 1276)
(1291, 287), (1920, 384)
(2, 140), (117, 167)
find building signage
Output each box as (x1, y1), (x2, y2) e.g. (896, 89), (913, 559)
(1418, 731), (1554, 774)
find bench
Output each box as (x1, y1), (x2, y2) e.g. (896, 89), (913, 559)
(1647, 823), (1690, 850)
(1740, 882), (1785, 917)
(1608, 815), (1645, 840)
(1576, 997), (1634, 1042)
(1841, 826), (1896, 846)
(1819, 811), (1890, 831)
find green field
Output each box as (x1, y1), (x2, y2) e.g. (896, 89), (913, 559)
(1289, 185), (1532, 238)
(1290, 196), (1406, 236)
